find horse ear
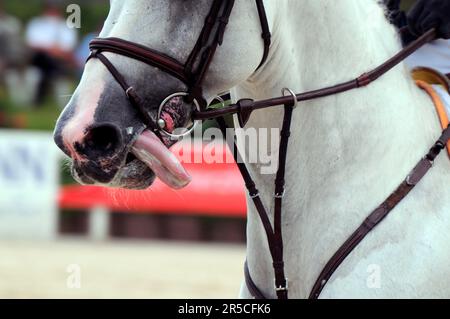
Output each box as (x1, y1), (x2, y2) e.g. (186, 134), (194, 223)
(237, 99), (255, 127)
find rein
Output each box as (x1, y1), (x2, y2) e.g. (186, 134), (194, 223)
(86, 0), (449, 299)
(200, 27), (443, 299)
(193, 28), (437, 125)
(204, 27), (448, 300)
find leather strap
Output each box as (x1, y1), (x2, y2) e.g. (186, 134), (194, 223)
(89, 0), (270, 115)
(184, 0), (223, 77)
(272, 102), (295, 299)
(89, 0), (236, 110)
(244, 124), (450, 300)
(308, 124), (450, 299)
(194, 29), (437, 124)
(88, 51), (160, 134)
(89, 38), (188, 83)
(217, 102), (293, 299)
(184, 0), (236, 107)
(244, 261), (268, 299)
(255, 0), (271, 69)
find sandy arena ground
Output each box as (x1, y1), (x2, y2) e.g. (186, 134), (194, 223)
(0, 239), (246, 299)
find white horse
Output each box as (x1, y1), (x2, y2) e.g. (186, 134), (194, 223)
(54, 0), (450, 298)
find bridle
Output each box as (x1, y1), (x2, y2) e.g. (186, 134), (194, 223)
(88, 0), (270, 138)
(87, 0), (450, 299)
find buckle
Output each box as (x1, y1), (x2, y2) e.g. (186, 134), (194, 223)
(274, 190), (285, 199)
(274, 278), (289, 292)
(250, 192), (260, 199)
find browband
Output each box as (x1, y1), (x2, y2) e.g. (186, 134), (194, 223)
(89, 0), (271, 109)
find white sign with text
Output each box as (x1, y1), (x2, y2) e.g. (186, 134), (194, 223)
(0, 130), (60, 239)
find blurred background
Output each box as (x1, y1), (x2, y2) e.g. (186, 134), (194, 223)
(0, 0), (248, 299)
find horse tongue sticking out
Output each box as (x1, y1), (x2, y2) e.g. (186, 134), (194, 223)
(131, 130), (191, 189)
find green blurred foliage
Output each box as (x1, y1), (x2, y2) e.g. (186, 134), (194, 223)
(0, 0), (109, 132)
(2, 0), (42, 23)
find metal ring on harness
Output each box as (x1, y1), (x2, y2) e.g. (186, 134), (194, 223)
(157, 92), (201, 139)
(281, 88), (298, 108)
(211, 95), (226, 109)
(125, 87), (134, 99)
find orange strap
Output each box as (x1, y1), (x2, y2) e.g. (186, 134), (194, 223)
(416, 80), (450, 158)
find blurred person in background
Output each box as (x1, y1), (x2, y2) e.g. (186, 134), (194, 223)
(0, 1), (27, 126)
(0, 1), (25, 87)
(25, 1), (78, 107)
(386, 0), (450, 77)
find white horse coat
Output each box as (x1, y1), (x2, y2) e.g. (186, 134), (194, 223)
(238, 0), (450, 298)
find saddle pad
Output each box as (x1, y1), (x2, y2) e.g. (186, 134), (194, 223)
(416, 79), (450, 159)
(433, 84), (450, 119)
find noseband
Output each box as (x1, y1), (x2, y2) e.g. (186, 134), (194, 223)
(87, 1), (450, 300)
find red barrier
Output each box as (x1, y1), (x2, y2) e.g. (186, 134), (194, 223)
(59, 141), (247, 218)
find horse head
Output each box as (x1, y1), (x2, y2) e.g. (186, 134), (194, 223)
(53, 0), (268, 189)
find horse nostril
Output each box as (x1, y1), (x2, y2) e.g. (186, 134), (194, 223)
(81, 124), (123, 158)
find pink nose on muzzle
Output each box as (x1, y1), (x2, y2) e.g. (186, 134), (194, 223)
(64, 123), (124, 162)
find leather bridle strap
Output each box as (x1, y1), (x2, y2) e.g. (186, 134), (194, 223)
(184, 0), (236, 105)
(217, 95), (295, 300)
(89, 37), (188, 83)
(244, 124), (450, 300)
(87, 50), (160, 134)
(272, 100), (295, 299)
(309, 124), (450, 299)
(89, 0), (271, 115)
(255, 0), (271, 69)
(89, 0), (235, 110)
(244, 260), (267, 299)
(193, 28), (437, 124)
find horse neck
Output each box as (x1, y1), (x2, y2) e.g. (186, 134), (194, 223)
(235, 0), (445, 298)
(237, 0), (438, 190)
(237, 0), (440, 230)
